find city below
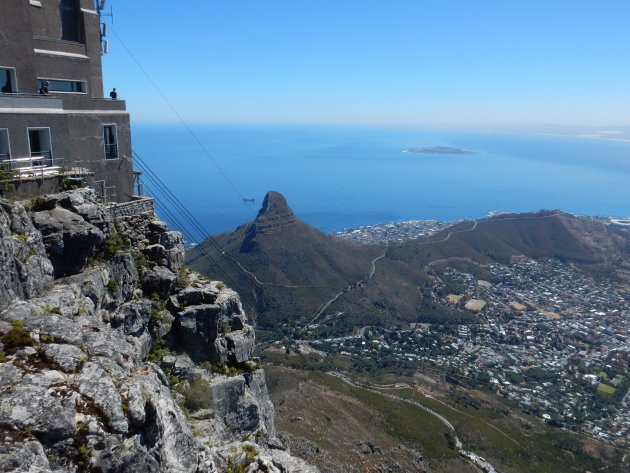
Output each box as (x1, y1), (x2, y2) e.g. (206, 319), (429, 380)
(291, 216), (630, 446)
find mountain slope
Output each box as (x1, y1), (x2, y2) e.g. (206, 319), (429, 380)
(186, 192), (386, 328)
(189, 198), (630, 334)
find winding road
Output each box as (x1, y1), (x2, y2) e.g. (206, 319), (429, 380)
(328, 371), (501, 472)
(308, 212), (565, 321)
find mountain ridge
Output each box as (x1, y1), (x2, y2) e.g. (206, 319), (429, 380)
(188, 193), (630, 334)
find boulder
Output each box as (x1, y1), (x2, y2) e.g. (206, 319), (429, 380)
(143, 266), (177, 300)
(77, 362), (128, 434)
(31, 207), (104, 277)
(0, 199), (53, 308)
(40, 343), (86, 373)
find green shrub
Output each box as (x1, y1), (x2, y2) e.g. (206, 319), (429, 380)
(183, 378), (212, 411)
(0, 163), (17, 192)
(216, 282), (225, 290)
(29, 196), (47, 212)
(60, 178), (80, 191)
(40, 334), (56, 343)
(91, 231), (130, 261)
(106, 280), (118, 292)
(146, 338), (173, 362)
(149, 293), (167, 322)
(176, 266), (192, 289)
(1, 320), (34, 351)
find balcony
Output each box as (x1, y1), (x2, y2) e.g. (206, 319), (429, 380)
(0, 152), (62, 179)
(0, 93), (126, 112)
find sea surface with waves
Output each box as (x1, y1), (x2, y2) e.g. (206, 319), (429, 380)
(131, 124), (630, 236)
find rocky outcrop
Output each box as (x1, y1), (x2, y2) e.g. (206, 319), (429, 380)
(0, 189), (317, 473)
(247, 191), (297, 239)
(0, 199), (53, 307)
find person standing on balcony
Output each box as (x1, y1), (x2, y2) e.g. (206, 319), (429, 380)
(109, 88), (117, 100)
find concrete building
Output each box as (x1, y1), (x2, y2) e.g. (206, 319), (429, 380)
(0, 0), (134, 202)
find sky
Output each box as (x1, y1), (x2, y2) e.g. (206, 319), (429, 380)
(101, 0), (630, 128)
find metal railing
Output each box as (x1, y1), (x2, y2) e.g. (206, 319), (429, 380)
(3, 153), (66, 180)
(104, 143), (118, 160)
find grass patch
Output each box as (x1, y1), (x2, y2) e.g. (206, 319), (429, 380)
(596, 383), (616, 395)
(310, 372), (456, 461)
(0, 320), (34, 352)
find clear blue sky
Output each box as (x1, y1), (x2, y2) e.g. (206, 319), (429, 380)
(102, 0), (630, 127)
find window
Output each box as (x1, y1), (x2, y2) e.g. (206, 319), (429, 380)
(1, 68), (16, 93)
(0, 129), (10, 161)
(60, 0), (81, 42)
(103, 125), (118, 160)
(27, 128), (53, 166)
(37, 78), (86, 93)
(93, 180), (105, 201)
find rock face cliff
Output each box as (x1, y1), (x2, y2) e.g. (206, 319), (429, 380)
(0, 189), (317, 473)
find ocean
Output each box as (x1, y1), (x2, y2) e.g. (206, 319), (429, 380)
(131, 124), (630, 237)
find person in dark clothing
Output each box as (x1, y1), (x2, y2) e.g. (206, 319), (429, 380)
(109, 88), (117, 99)
(39, 81), (49, 95)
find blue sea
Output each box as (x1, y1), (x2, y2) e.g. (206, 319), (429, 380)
(131, 124), (630, 237)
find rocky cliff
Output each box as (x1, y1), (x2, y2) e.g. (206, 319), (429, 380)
(0, 189), (317, 473)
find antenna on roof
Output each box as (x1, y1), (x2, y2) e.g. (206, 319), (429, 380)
(97, 1), (114, 24)
(97, 1), (114, 55)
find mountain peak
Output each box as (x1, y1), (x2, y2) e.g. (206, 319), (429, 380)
(253, 191), (297, 233)
(257, 191), (293, 219)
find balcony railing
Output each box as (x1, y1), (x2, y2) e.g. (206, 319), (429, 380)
(1, 152), (66, 180)
(104, 143), (118, 160)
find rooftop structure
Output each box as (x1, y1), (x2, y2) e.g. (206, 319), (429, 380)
(0, 0), (134, 203)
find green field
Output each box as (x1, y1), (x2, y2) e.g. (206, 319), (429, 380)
(597, 383), (617, 395)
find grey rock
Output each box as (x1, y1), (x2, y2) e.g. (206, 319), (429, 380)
(143, 265), (177, 300)
(355, 440), (381, 455)
(224, 326), (255, 364)
(0, 363), (23, 386)
(144, 244), (169, 267)
(31, 207), (104, 277)
(0, 370), (78, 443)
(14, 346), (37, 358)
(118, 367), (199, 473)
(0, 440), (52, 473)
(211, 442), (319, 473)
(56, 188), (112, 233)
(37, 315), (86, 346)
(106, 253), (140, 303)
(0, 198), (53, 308)
(64, 266), (107, 310)
(245, 369), (276, 441)
(85, 329), (145, 366)
(110, 299), (152, 337)
(148, 219), (169, 235)
(77, 362), (128, 434)
(177, 286), (218, 306)
(41, 343), (86, 373)
(173, 288), (248, 363)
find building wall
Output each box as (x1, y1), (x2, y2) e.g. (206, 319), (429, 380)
(0, 0), (104, 97)
(0, 0), (135, 203)
(0, 1), (38, 93)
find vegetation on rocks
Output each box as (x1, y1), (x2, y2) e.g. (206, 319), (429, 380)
(1, 320), (34, 351)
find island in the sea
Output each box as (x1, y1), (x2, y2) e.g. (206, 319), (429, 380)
(402, 146), (476, 155)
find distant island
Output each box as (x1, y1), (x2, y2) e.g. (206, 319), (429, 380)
(403, 146), (476, 155)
